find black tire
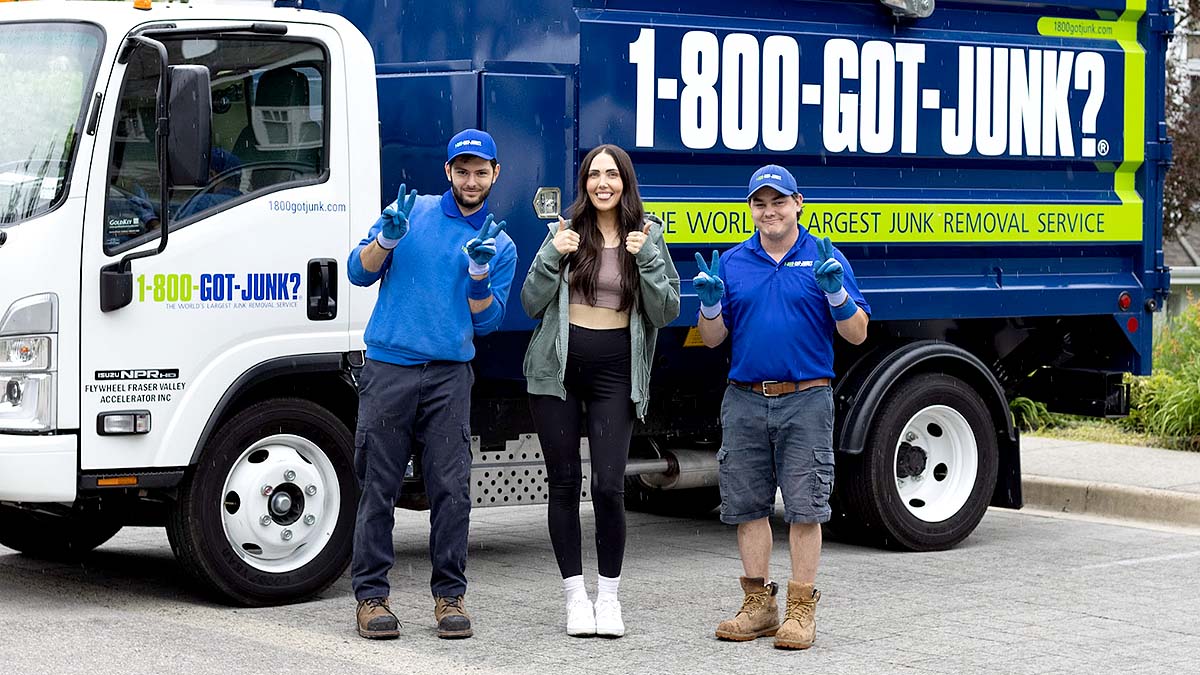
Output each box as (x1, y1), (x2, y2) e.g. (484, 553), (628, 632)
(830, 373), (998, 551)
(167, 398), (357, 606)
(624, 478), (721, 518)
(0, 505), (122, 560)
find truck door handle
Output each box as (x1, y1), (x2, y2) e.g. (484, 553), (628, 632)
(307, 258), (338, 321)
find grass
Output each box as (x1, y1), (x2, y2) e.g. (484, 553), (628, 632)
(1025, 415), (1185, 450)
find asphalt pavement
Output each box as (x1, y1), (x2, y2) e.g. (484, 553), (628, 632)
(3, 438), (1200, 675)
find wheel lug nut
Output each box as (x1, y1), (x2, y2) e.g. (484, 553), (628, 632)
(305, 485), (317, 496)
(259, 515), (272, 526)
(904, 432), (917, 442)
(281, 529), (293, 541)
(304, 514), (316, 526)
(261, 484), (273, 496)
(284, 470), (296, 482)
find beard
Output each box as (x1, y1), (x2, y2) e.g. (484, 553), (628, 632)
(451, 183), (491, 210)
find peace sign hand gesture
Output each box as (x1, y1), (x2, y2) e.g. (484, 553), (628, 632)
(813, 236), (844, 295)
(693, 250), (725, 310)
(378, 184), (418, 248)
(465, 213), (507, 275)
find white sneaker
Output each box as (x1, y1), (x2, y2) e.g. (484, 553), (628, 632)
(566, 597), (596, 637)
(594, 597), (625, 638)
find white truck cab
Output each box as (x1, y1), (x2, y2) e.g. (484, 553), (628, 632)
(1, 0), (381, 604)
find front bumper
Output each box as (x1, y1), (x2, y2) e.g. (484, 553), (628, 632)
(0, 433), (76, 502)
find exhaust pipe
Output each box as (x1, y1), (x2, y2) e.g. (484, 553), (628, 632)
(625, 449), (718, 491)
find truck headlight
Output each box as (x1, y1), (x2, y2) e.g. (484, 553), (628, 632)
(0, 372), (54, 432)
(0, 336), (51, 371)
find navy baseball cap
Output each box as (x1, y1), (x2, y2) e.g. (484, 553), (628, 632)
(747, 164), (799, 199)
(447, 128), (497, 162)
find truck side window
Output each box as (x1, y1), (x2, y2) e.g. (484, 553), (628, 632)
(103, 38), (328, 254)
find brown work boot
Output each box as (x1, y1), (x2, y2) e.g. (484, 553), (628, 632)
(715, 576), (780, 641)
(434, 595), (474, 639)
(356, 597), (400, 639)
(774, 581), (821, 650)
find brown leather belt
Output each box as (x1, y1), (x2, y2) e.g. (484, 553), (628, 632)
(729, 378), (831, 397)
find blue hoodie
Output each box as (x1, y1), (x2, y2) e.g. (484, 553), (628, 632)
(348, 190), (518, 365)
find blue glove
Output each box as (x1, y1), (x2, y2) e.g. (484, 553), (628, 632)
(814, 236), (844, 295)
(693, 250), (725, 319)
(378, 184), (417, 249)
(129, 186), (158, 225)
(465, 213), (507, 275)
(815, 236), (858, 320)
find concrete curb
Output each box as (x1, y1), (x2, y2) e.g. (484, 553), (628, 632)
(1022, 475), (1200, 530)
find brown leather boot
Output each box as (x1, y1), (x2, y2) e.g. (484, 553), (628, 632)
(434, 596), (474, 639)
(774, 580), (820, 650)
(715, 576), (780, 641)
(356, 597), (400, 639)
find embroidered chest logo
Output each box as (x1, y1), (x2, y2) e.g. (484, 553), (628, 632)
(784, 260), (814, 268)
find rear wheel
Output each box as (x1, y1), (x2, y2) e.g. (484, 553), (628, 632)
(0, 505), (122, 559)
(167, 398), (357, 606)
(831, 373), (998, 551)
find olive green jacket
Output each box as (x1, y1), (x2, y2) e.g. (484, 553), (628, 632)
(521, 216), (681, 418)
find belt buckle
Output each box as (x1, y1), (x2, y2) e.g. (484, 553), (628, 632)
(761, 380), (780, 397)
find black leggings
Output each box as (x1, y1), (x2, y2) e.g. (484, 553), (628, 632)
(529, 324), (634, 579)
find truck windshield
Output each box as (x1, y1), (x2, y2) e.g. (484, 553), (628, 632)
(0, 22), (103, 226)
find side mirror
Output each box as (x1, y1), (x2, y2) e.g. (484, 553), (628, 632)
(167, 64), (212, 187)
(99, 263), (133, 313)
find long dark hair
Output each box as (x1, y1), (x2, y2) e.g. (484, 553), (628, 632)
(566, 144), (644, 312)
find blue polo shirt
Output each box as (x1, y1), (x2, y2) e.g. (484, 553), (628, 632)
(347, 190), (517, 365)
(720, 229), (870, 382)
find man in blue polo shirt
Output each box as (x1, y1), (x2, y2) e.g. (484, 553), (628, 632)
(347, 129), (517, 640)
(695, 164), (869, 650)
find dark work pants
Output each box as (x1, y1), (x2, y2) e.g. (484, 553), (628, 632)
(529, 325), (634, 579)
(351, 358), (473, 601)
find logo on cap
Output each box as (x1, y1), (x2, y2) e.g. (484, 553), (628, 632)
(747, 164), (798, 199)
(447, 129), (497, 162)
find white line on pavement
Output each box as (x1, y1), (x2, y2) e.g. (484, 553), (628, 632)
(1078, 550), (1200, 569)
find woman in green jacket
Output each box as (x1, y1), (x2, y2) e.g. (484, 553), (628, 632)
(521, 144), (680, 638)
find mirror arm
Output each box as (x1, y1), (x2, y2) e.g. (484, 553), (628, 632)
(119, 36), (172, 267)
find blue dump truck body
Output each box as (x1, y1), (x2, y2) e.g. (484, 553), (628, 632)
(322, 0), (1171, 549)
(0, 0), (1171, 609)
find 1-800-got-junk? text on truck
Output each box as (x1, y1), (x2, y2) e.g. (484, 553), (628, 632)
(0, 0), (1172, 605)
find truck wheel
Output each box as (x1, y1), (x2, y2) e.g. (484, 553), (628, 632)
(167, 398), (357, 606)
(0, 505), (122, 559)
(624, 479), (721, 518)
(832, 373), (998, 551)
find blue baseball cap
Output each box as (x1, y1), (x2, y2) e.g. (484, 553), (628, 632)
(447, 128), (497, 162)
(747, 164), (799, 200)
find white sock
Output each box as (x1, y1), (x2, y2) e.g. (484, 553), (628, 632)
(563, 575), (588, 604)
(597, 575), (620, 601)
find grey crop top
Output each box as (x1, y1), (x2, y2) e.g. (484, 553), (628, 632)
(569, 246), (625, 310)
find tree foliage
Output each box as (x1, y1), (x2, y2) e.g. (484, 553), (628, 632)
(1164, 0), (1200, 246)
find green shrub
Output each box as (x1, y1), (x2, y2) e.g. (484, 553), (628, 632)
(1126, 299), (1200, 446)
(1010, 396), (1066, 433)
(1155, 290), (1200, 373)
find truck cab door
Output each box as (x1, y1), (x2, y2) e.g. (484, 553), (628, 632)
(79, 24), (351, 473)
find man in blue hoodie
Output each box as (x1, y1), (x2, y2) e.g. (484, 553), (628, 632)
(347, 129), (517, 641)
